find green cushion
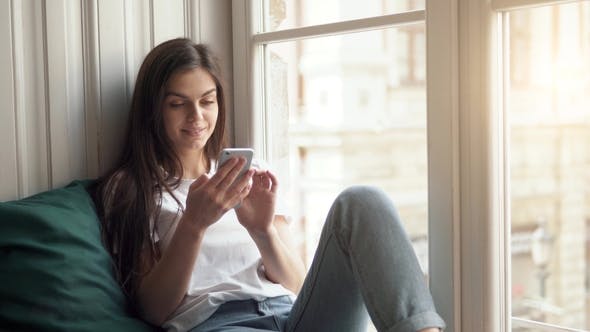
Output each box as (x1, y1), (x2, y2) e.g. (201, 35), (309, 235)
(0, 180), (155, 332)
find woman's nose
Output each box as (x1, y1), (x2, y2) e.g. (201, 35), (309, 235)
(187, 103), (204, 121)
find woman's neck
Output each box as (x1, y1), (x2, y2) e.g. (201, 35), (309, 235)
(178, 149), (208, 179)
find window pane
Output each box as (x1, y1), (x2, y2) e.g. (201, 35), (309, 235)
(509, 2), (590, 330)
(264, 0), (424, 32)
(264, 25), (428, 276)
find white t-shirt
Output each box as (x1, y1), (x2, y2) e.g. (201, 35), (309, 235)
(154, 161), (295, 332)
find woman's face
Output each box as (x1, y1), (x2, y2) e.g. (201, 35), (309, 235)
(162, 67), (219, 156)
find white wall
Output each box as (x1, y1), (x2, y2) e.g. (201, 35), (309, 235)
(0, 0), (233, 201)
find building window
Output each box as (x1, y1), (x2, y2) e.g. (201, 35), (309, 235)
(264, 2), (429, 274)
(507, 2), (590, 330)
(235, 0), (457, 329)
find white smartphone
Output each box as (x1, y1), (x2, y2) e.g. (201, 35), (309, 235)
(217, 148), (254, 179)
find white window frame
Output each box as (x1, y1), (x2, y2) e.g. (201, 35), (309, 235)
(234, 0), (589, 331)
(458, 0), (589, 331)
(493, 1), (589, 331)
(232, 1), (469, 331)
(232, 0), (461, 330)
(456, 0), (506, 330)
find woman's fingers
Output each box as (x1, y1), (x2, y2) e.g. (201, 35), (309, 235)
(215, 157), (247, 189)
(265, 170), (279, 194)
(212, 159), (254, 206)
(250, 169), (277, 192)
(206, 157), (238, 186)
(230, 169), (255, 197)
(237, 172), (254, 198)
(186, 158), (259, 212)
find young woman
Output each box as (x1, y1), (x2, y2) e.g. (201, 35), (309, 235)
(94, 38), (445, 332)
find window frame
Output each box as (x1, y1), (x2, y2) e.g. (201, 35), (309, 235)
(495, 0), (590, 331)
(233, 1), (590, 331)
(233, 0), (459, 330)
(462, 0), (590, 331)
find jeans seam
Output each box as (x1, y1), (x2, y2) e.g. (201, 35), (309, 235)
(272, 314), (281, 331)
(349, 245), (387, 330)
(333, 219), (385, 328)
(287, 232), (334, 332)
(332, 205), (386, 330)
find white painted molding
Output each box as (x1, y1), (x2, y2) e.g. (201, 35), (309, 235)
(458, 0), (507, 331)
(10, 0), (51, 197)
(231, 0), (255, 150)
(81, 0), (101, 179)
(0, 0), (19, 200)
(124, 0), (153, 96)
(95, 0), (129, 173)
(0, 0), (234, 200)
(124, 0), (136, 100)
(44, 0), (87, 188)
(492, 0), (579, 11)
(426, 1), (460, 331)
(184, 0), (201, 42)
(252, 10), (425, 44)
(512, 317), (588, 332)
(232, 0), (267, 154)
(501, 14), (512, 332)
(10, 0), (28, 197)
(44, 0), (67, 187)
(64, 0), (86, 182)
(152, 0), (185, 45)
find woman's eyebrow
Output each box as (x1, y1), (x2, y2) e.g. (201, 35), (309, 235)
(164, 91), (189, 99)
(164, 88), (216, 99)
(200, 88), (217, 97)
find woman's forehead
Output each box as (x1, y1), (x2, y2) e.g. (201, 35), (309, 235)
(166, 67), (216, 97)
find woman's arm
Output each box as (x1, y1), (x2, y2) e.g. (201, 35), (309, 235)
(249, 215), (306, 293)
(236, 169), (306, 293)
(136, 158), (254, 325)
(136, 217), (205, 325)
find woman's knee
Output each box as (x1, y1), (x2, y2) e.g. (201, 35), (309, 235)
(335, 185), (392, 211)
(327, 186), (410, 255)
(332, 185), (401, 228)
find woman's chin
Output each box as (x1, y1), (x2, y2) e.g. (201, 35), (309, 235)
(176, 144), (206, 155)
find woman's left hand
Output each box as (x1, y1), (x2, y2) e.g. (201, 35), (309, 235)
(235, 169), (278, 235)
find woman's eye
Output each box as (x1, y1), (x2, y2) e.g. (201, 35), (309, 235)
(169, 102), (184, 108)
(201, 99), (216, 105)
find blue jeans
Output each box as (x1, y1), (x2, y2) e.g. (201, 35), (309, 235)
(192, 186), (446, 332)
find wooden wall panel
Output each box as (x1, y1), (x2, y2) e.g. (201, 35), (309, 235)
(96, 0), (130, 175)
(153, 0), (186, 44)
(0, 0), (18, 200)
(0, 0), (232, 201)
(45, 0), (86, 188)
(9, 0), (50, 198)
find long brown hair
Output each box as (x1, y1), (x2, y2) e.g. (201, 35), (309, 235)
(93, 38), (227, 302)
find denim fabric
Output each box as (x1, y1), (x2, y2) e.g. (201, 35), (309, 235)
(192, 186), (446, 332)
(189, 296), (292, 332)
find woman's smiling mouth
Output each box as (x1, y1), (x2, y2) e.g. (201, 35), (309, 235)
(182, 127), (206, 137)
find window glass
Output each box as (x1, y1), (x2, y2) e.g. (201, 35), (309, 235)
(264, 0), (424, 32)
(264, 25), (428, 276)
(509, 2), (590, 330)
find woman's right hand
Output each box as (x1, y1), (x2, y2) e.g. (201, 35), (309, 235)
(137, 160), (253, 326)
(182, 157), (255, 232)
